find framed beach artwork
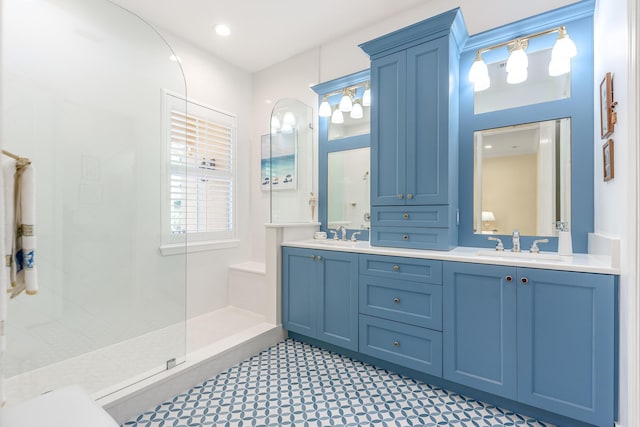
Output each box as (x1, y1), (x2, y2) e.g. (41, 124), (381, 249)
(261, 132), (297, 191)
(599, 72), (614, 139)
(603, 139), (614, 182)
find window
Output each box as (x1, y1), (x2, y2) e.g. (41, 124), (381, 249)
(162, 92), (237, 253)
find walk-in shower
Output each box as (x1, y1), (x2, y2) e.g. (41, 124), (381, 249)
(1, 1), (282, 419)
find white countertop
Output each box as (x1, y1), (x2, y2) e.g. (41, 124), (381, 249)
(282, 239), (619, 275)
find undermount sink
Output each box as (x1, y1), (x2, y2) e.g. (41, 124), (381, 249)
(476, 249), (563, 262)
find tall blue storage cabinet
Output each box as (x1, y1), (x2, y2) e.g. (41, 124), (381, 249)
(359, 9), (467, 251)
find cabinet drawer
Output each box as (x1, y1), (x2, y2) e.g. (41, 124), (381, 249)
(359, 254), (442, 284)
(371, 226), (453, 250)
(359, 275), (442, 330)
(359, 314), (442, 376)
(372, 206), (449, 228)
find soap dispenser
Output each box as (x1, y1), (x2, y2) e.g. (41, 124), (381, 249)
(556, 221), (573, 256)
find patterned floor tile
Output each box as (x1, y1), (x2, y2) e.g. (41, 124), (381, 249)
(123, 339), (555, 427)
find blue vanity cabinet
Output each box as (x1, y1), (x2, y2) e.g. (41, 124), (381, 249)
(360, 9), (466, 251)
(358, 254), (443, 376)
(444, 262), (617, 426)
(443, 262), (518, 398)
(282, 247), (359, 351)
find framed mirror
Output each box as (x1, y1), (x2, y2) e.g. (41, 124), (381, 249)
(328, 147), (370, 230)
(474, 118), (571, 237)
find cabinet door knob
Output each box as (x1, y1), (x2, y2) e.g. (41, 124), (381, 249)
(310, 255), (315, 260)
(393, 265), (399, 271)
(403, 235), (409, 240)
(407, 193), (413, 199)
(393, 340), (400, 347)
(317, 256), (322, 261)
(505, 275), (513, 282)
(403, 213), (409, 219)
(397, 193), (404, 199)
(393, 297), (400, 304)
(521, 277), (529, 284)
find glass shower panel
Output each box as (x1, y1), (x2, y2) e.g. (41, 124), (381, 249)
(268, 99), (314, 224)
(1, 0), (186, 402)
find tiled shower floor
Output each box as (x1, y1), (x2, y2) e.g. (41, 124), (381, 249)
(122, 339), (554, 427)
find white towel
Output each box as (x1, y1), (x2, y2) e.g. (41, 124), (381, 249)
(11, 162), (37, 298)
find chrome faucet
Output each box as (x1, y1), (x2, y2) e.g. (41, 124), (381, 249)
(350, 231), (362, 242)
(335, 225), (347, 241)
(512, 229), (521, 252)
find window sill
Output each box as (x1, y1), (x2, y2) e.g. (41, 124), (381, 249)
(160, 239), (240, 256)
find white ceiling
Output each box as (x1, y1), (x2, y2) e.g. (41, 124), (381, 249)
(109, 0), (430, 73)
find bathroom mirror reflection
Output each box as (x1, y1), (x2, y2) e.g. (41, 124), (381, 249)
(474, 118), (571, 236)
(327, 147), (371, 230)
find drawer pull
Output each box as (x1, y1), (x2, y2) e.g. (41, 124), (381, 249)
(393, 340), (400, 347)
(393, 265), (399, 271)
(397, 193), (404, 199)
(393, 297), (400, 304)
(403, 213), (409, 219)
(407, 193), (413, 199)
(403, 235), (409, 240)
(521, 277), (529, 284)
(505, 275), (513, 282)
(310, 255), (315, 260)
(317, 256), (322, 261)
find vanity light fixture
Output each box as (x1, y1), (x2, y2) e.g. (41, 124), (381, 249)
(350, 101), (364, 119)
(331, 108), (344, 124)
(318, 81), (369, 120)
(468, 25), (577, 92)
(362, 82), (371, 107)
(339, 88), (353, 112)
(319, 96), (332, 117)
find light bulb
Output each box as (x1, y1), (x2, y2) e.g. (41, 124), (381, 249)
(339, 90), (352, 112)
(362, 82), (371, 107)
(331, 109), (344, 124)
(283, 112), (296, 126)
(474, 74), (490, 92)
(350, 102), (363, 119)
(552, 27), (577, 60)
(468, 52), (489, 83)
(319, 97), (332, 117)
(548, 57), (571, 76)
(270, 116), (280, 132)
(281, 123), (293, 134)
(506, 47), (528, 73)
(507, 67), (528, 84)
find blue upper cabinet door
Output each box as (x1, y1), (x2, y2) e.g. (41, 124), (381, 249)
(516, 268), (616, 427)
(406, 37), (449, 205)
(317, 250), (359, 351)
(443, 262), (518, 399)
(371, 50), (407, 206)
(282, 247), (317, 336)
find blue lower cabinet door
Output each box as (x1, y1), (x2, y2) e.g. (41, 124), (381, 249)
(516, 268), (616, 426)
(443, 262), (518, 399)
(359, 314), (442, 376)
(282, 248), (317, 336)
(317, 250), (359, 351)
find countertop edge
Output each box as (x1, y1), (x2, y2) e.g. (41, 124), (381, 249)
(281, 240), (619, 275)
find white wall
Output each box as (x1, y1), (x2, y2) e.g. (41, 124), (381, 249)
(593, 1), (637, 426)
(162, 34), (254, 318)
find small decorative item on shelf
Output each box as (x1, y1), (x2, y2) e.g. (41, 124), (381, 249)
(603, 139), (614, 182)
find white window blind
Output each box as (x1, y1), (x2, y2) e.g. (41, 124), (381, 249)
(165, 93), (236, 243)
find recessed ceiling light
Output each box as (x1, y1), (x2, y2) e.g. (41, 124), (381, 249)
(214, 24), (231, 37)
(484, 145), (492, 149)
